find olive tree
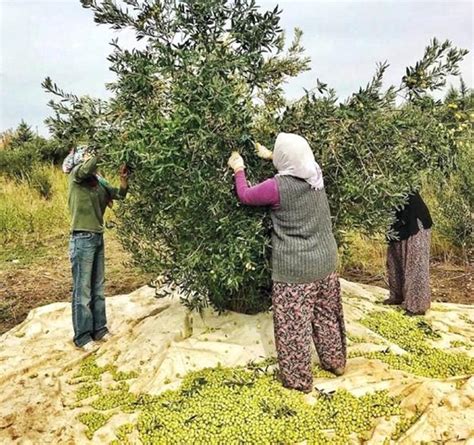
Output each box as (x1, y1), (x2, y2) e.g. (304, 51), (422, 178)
(44, 1), (467, 314)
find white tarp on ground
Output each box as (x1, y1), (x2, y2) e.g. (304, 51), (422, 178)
(0, 279), (473, 444)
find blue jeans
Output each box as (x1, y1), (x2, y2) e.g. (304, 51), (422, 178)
(69, 232), (108, 347)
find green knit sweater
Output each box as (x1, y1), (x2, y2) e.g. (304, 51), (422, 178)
(68, 157), (127, 233)
(270, 176), (338, 283)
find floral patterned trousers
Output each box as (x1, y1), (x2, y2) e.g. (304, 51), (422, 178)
(387, 225), (431, 315)
(272, 272), (347, 392)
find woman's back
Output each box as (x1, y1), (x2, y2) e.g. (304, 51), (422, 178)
(271, 175), (338, 284)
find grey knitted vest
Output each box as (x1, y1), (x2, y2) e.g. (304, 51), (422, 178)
(270, 176), (338, 283)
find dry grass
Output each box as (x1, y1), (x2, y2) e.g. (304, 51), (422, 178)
(0, 166), (69, 251)
(0, 167), (152, 334)
(340, 233), (387, 277)
(340, 231), (465, 277)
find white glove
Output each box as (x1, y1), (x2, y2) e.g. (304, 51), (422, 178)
(254, 142), (273, 160)
(227, 151), (245, 172)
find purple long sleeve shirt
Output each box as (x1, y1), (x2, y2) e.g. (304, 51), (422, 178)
(234, 170), (280, 209)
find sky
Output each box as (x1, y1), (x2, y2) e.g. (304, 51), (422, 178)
(0, 0), (472, 136)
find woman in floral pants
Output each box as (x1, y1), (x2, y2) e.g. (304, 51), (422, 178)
(385, 191), (433, 315)
(228, 133), (346, 393)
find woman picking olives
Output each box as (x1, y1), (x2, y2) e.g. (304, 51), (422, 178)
(385, 191), (433, 315)
(227, 133), (347, 393)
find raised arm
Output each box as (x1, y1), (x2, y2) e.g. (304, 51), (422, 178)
(234, 170), (279, 208)
(102, 164), (130, 200)
(227, 151), (279, 208)
(73, 156), (98, 181)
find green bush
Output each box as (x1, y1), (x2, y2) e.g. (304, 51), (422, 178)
(35, 138), (69, 164)
(429, 144), (473, 259)
(0, 145), (55, 200)
(44, 1), (467, 313)
(1, 121), (69, 169)
(7, 120), (35, 149)
(0, 146), (38, 180)
(28, 168), (53, 200)
(0, 166), (68, 249)
(421, 84), (473, 259)
(0, 122), (69, 202)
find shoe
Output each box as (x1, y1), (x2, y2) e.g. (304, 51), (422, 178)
(77, 341), (97, 352)
(96, 332), (112, 342)
(330, 367), (345, 376)
(405, 310), (424, 317)
(383, 298), (401, 305)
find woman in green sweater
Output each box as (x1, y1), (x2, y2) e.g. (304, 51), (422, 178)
(228, 133), (346, 393)
(64, 147), (129, 351)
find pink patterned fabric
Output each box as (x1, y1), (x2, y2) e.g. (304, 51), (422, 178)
(234, 170), (280, 209)
(387, 224), (431, 315)
(272, 272), (347, 392)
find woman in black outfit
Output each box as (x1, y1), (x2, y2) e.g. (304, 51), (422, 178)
(385, 191), (433, 315)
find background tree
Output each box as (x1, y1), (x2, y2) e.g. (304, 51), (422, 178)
(277, 39), (467, 245)
(9, 120), (35, 149)
(0, 120), (69, 198)
(426, 80), (473, 259)
(43, 0), (468, 314)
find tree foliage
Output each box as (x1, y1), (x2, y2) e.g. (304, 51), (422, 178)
(0, 121), (69, 199)
(0, 121), (68, 178)
(43, 0), (468, 313)
(9, 120), (35, 148)
(277, 54), (464, 244)
(427, 81), (473, 257)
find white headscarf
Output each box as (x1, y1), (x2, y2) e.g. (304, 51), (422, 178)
(62, 145), (90, 173)
(272, 132), (324, 190)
